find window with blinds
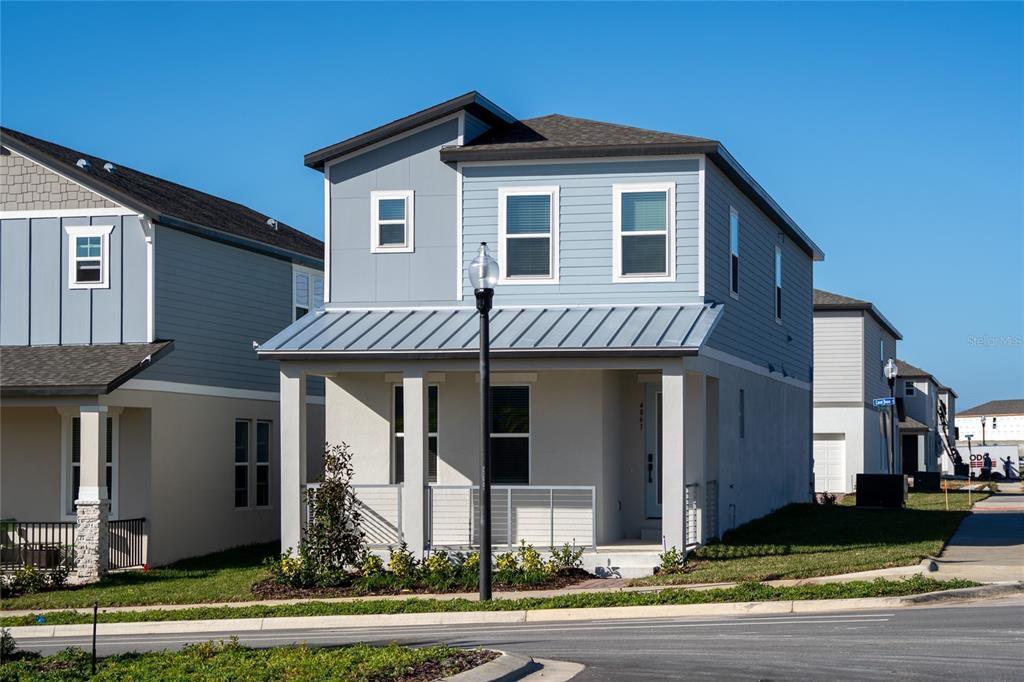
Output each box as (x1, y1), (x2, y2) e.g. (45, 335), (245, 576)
(613, 184), (675, 281)
(499, 187), (559, 282)
(293, 266), (324, 320)
(491, 386), (529, 485)
(371, 190), (415, 253)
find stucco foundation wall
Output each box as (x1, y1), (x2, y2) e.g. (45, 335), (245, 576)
(0, 407), (62, 520)
(714, 363), (811, 534)
(117, 408), (152, 521)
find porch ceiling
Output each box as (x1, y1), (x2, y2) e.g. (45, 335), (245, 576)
(257, 303), (721, 360)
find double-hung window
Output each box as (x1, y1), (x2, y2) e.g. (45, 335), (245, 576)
(65, 225), (113, 289)
(729, 207), (740, 296)
(370, 190), (414, 253)
(905, 382), (915, 397)
(67, 415), (115, 517)
(498, 187), (559, 282)
(612, 183), (675, 282)
(293, 265), (324, 320)
(234, 420), (250, 508)
(491, 386), (530, 484)
(774, 246), (783, 321)
(393, 385), (438, 484)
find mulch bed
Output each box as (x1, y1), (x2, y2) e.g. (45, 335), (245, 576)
(250, 568), (594, 600)
(385, 649), (500, 682)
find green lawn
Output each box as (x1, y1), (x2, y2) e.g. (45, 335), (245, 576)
(633, 490), (987, 587)
(0, 641), (488, 682)
(1, 542), (277, 611)
(0, 577), (977, 627)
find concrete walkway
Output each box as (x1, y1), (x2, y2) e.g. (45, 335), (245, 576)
(933, 490), (1024, 583)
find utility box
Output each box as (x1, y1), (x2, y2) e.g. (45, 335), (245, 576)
(911, 471), (941, 492)
(856, 473), (907, 508)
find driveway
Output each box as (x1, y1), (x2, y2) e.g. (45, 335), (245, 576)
(933, 491), (1024, 583)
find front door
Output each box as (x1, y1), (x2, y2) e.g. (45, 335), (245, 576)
(902, 435), (919, 474)
(644, 385), (662, 519)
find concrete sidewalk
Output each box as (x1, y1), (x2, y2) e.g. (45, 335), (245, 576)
(933, 492), (1024, 583)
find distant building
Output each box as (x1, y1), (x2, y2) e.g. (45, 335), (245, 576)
(956, 399), (1024, 472)
(895, 359), (958, 476)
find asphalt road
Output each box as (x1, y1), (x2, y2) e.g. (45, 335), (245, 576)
(18, 598), (1024, 681)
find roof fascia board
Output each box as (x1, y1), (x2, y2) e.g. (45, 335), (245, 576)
(439, 141), (720, 163)
(1, 144), (148, 217)
(451, 153), (706, 167)
(104, 340), (175, 393)
(258, 347), (701, 362)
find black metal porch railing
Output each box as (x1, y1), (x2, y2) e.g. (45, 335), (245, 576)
(0, 520), (76, 571)
(108, 518), (146, 570)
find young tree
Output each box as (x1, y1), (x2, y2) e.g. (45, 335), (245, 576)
(301, 443), (366, 578)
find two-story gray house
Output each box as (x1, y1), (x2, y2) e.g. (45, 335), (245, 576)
(811, 289), (903, 493)
(896, 359), (958, 477)
(0, 128), (325, 578)
(258, 92), (824, 574)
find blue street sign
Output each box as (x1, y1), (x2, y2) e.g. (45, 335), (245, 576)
(873, 397), (895, 407)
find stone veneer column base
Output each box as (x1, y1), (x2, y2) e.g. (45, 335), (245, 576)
(75, 499), (109, 583)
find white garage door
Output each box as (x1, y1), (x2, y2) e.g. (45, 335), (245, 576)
(813, 439), (847, 493)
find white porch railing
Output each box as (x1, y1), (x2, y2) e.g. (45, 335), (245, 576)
(305, 483), (403, 548)
(427, 485), (596, 550)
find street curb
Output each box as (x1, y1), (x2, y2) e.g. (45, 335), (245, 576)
(443, 651), (538, 681)
(8, 584), (1022, 641)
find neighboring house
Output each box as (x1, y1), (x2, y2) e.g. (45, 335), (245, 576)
(0, 128), (325, 578)
(258, 91), (824, 574)
(896, 359), (958, 476)
(811, 290), (902, 493)
(955, 399), (1024, 474)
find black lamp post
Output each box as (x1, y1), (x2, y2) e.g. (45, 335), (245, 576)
(981, 416), (987, 446)
(884, 358), (898, 474)
(468, 242), (499, 601)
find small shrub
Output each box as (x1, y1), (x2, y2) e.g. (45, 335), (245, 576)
(517, 541), (545, 576)
(658, 546), (687, 574)
(11, 565), (48, 595)
(495, 551), (519, 574)
(358, 553), (385, 578)
(460, 551), (480, 575)
(48, 562), (71, 589)
(301, 442), (367, 580)
(548, 542), (584, 574)
(817, 491), (837, 505)
(387, 543), (419, 587)
(0, 627), (15, 663)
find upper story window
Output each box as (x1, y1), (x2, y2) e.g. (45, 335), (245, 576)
(370, 190), (414, 253)
(612, 183), (675, 282)
(293, 265), (324, 320)
(65, 224), (113, 289)
(904, 381), (915, 397)
(729, 207), (740, 297)
(498, 187), (559, 283)
(774, 246), (783, 321)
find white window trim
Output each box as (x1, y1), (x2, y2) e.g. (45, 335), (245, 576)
(774, 245), (783, 323)
(60, 409), (119, 521)
(729, 206), (740, 300)
(490, 384), (531, 485)
(292, 264), (324, 321)
(497, 186), (560, 285)
(370, 190), (415, 254)
(65, 224), (114, 290)
(612, 183), (676, 283)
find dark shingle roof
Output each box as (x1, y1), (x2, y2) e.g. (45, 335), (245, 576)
(1, 127), (323, 262)
(959, 399), (1024, 417)
(454, 114), (715, 152)
(813, 289), (902, 340)
(899, 415), (930, 432)
(0, 342), (173, 396)
(896, 359), (956, 396)
(303, 91), (515, 170)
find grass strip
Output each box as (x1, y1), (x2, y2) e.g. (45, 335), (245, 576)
(0, 577), (976, 627)
(0, 641), (489, 682)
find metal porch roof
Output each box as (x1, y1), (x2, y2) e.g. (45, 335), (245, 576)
(257, 303), (721, 360)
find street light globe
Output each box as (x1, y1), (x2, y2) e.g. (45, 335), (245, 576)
(884, 358), (898, 381)
(468, 242), (499, 290)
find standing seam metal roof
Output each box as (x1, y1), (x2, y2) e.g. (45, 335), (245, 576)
(257, 303), (721, 357)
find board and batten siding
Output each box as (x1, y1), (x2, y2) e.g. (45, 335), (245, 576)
(328, 118), (459, 306)
(813, 312), (864, 403)
(703, 161), (813, 382)
(461, 159), (701, 304)
(0, 214), (148, 345)
(863, 315), (897, 406)
(144, 226), (292, 393)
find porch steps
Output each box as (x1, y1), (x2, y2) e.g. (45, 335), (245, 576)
(584, 550), (663, 579)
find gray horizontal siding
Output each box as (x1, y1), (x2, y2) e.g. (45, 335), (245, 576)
(0, 213), (148, 346)
(145, 225), (294, 393)
(704, 160), (813, 382)
(863, 315), (897, 404)
(462, 159), (701, 304)
(813, 312), (863, 402)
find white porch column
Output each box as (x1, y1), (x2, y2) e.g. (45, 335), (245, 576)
(75, 405), (109, 582)
(684, 372), (708, 543)
(402, 369), (429, 557)
(661, 363), (686, 551)
(280, 366), (307, 555)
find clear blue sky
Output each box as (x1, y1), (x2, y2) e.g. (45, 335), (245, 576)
(2, 2), (1021, 408)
